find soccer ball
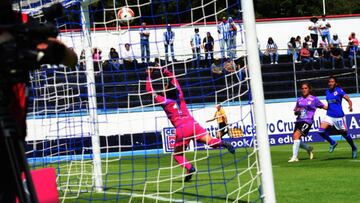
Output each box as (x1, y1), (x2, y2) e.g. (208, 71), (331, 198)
(117, 7), (135, 24)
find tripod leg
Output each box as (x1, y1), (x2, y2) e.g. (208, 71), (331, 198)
(0, 109), (38, 203)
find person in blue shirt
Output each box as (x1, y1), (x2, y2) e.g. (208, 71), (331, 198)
(217, 17), (230, 58)
(163, 24), (175, 62)
(228, 17), (237, 58)
(139, 22), (150, 63)
(190, 28), (202, 67)
(317, 76), (357, 159)
(346, 41), (359, 68)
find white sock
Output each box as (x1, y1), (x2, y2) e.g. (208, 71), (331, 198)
(292, 140), (301, 159)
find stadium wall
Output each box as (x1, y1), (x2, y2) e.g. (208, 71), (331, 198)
(26, 96), (360, 141)
(60, 15), (360, 60)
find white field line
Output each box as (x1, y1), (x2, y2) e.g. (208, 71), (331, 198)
(101, 166), (279, 182)
(109, 191), (200, 203)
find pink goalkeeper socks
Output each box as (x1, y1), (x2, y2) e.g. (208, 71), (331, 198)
(174, 154), (192, 171)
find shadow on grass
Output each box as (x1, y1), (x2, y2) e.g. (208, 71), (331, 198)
(321, 157), (350, 161)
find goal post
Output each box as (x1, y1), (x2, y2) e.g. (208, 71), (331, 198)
(241, 0), (276, 202)
(81, 0), (103, 192)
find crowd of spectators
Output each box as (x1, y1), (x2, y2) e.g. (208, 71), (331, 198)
(263, 15), (359, 70)
(78, 15), (359, 71)
(77, 16), (240, 70)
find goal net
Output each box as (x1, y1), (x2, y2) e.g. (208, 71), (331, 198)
(21, 0), (274, 202)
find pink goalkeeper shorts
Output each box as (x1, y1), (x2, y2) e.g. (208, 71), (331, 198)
(174, 121), (207, 147)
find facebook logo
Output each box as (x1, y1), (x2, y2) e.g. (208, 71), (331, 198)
(162, 127), (176, 152)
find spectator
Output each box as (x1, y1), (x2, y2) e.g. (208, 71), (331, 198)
(295, 36), (302, 52)
(287, 37), (299, 63)
(122, 43), (135, 63)
(304, 36), (313, 50)
(300, 43), (314, 69)
(347, 41), (360, 68)
(139, 22), (150, 63)
(108, 47), (120, 69)
(79, 49), (85, 70)
(228, 17), (237, 58)
(349, 32), (359, 47)
(330, 45), (344, 69)
(318, 15), (331, 44)
(330, 33), (343, 49)
(92, 48), (102, 71)
(265, 37), (278, 64)
(190, 28), (202, 67)
(308, 16), (319, 48)
(217, 17), (230, 58)
(258, 38), (264, 64)
(163, 24), (175, 62)
(109, 47), (119, 61)
(202, 32), (214, 65)
(314, 41), (329, 69)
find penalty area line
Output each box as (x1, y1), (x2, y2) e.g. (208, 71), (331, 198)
(115, 192), (201, 203)
(349, 160), (360, 162)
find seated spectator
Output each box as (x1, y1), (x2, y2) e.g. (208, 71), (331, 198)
(346, 41), (360, 68)
(108, 47), (120, 69)
(300, 43), (314, 70)
(304, 35), (313, 50)
(348, 32), (359, 47)
(314, 42), (330, 69)
(122, 43), (137, 68)
(109, 48), (119, 60)
(265, 37), (278, 64)
(287, 37), (299, 63)
(295, 36), (302, 52)
(122, 43), (135, 63)
(330, 33), (343, 49)
(330, 45), (344, 69)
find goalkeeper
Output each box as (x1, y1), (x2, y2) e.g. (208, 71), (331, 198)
(146, 63), (235, 182)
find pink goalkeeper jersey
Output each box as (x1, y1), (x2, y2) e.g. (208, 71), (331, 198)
(146, 69), (194, 127)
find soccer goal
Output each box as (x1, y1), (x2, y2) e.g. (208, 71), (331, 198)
(22, 0), (275, 202)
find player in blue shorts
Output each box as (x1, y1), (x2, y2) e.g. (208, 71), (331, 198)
(317, 76), (358, 159)
(289, 83), (327, 162)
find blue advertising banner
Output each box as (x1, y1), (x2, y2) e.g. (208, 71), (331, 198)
(162, 114), (360, 153)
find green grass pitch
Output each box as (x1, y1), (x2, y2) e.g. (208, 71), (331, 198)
(57, 140), (360, 203)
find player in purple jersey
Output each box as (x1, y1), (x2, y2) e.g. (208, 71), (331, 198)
(145, 59), (235, 182)
(317, 76), (357, 159)
(289, 83), (328, 162)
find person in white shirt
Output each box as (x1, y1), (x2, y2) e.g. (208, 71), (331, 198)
(190, 28), (202, 67)
(318, 15), (331, 45)
(217, 17), (230, 58)
(265, 37), (279, 64)
(287, 37), (300, 63)
(163, 24), (175, 62)
(308, 16), (319, 48)
(330, 33), (343, 49)
(122, 43), (135, 63)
